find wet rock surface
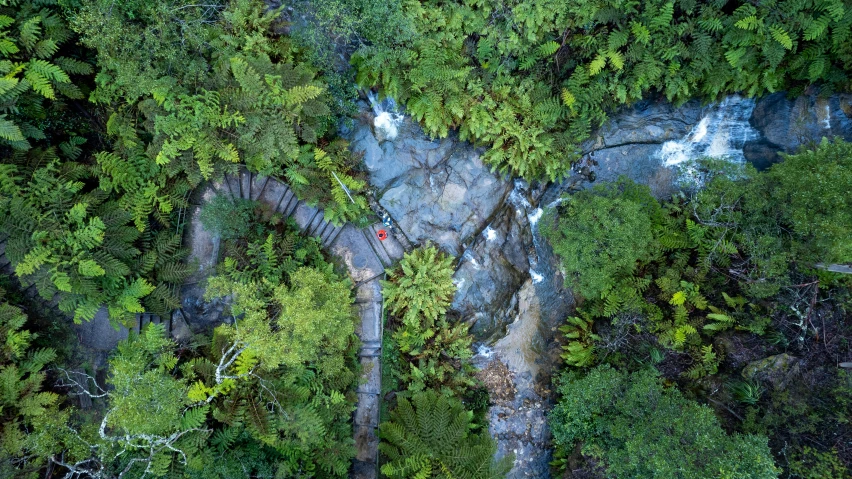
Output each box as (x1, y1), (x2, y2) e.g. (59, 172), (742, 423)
(543, 91), (852, 205)
(476, 280), (568, 478)
(749, 92), (852, 168)
(352, 90), (852, 479)
(452, 197), (533, 343)
(348, 105), (512, 256)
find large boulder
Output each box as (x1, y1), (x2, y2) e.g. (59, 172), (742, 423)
(349, 106), (512, 256)
(574, 97), (707, 198)
(451, 197), (532, 342)
(742, 353), (802, 390)
(748, 92), (852, 168)
(544, 92), (852, 205)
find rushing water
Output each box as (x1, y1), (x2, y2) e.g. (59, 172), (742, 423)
(658, 95), (759, 167)
(472, 181), (574, 478)
(366, 91), (404, 141)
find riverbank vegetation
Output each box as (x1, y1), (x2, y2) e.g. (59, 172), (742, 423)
(543, 139), (852, 477)
(348, 0), (852, 179)
(0, 0), (367, 477)
(1, 0), (851, 478)
(379, 245), (510, 476)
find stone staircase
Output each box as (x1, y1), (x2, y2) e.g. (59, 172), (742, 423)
(2, 169), (405, 478)
(217, 169), (406, 479)
(132, 312), (170, 336)
(0, 237), (181, 351)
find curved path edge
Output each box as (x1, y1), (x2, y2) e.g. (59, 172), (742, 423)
(207, 170), (404, 479)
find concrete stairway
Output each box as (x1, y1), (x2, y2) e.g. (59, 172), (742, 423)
(219, 169), (406, 479)
(2, 169), (405, 479)
(0, 237), (180, 350)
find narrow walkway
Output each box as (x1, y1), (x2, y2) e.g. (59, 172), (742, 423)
(218, 170), (405, 479)
(0, 170), (402, 478)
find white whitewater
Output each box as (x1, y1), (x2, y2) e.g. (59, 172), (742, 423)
(658, 95), (759, 167)
(367, 91), (404, 141)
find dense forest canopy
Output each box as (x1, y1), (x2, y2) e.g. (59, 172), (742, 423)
(0, 0), (850, 478)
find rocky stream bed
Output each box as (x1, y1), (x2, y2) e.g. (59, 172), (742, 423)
(347, 91), (852, 478)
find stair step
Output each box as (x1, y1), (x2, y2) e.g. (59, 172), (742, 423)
(314, 220), (330, 239)
(307, 211), (326, 237)
(240, 170), (252, 200)
(259, 179), (289, 212)
(363, 227), (392, 268)
(321, 223), (342, 248)
(279, 189), (299, 217)
(369, 223), (405, 263)
(225, 174), (242, 200)
(212, 179), (233, 200)
(291, 202), (320, 231)
(250, 175), (269, 201)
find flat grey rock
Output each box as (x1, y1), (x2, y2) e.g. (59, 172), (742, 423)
(75, 306), (128, 351)
(355, 279), (382, 303)
(355, 302), (382, 342)
(329, 225), (384, 283)
(354, 426), (379, 463)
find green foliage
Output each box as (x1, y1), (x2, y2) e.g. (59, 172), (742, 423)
(558, 314), (600, 367)
(352, 0), (852, 180)
(0, 150), (191, 324)
(206, 260), (356, 376)
(549, 144), (852, 378)
(197, 216), (359, 476)
(72, 0), (368, 225)
(787, 446), (848, 479)
(542, 177), (661, 299)
(387, 316), (477, 398)
(742, 369), (852, 479)
(107, 324), (191, 438)
(764, 137), (852, 264)
(379, 389), (512, 479)
(1, 157), (149, 324)
(0, 284), (60, 479)
(46, 291), (357, 479)
(382, 245), (477, 397)
(729, 378), (765, 406)
(186, 326), (358, 477)
(382, 245), (456, 329)
(199, 196), (256, 241)
(550, 365), (779, 479)
(40, 324), (213, 479)
(0, 0), (90, 151)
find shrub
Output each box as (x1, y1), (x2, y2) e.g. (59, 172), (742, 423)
(352, 0), (852, 180)
(550, 365), (779, 479)
(765, 138), (852, 265)
(542, 177), (661, 299)
(199, 196), (256, 240)
(379, 389), (511, 479)
(381, 245), (456, 328)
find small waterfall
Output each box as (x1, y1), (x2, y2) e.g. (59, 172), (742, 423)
(508, 180), (548, 284)
(823, 103), (832, 129)
(658, 95), (759, 167)
(481, 181), (573, 477)
(366, 91), (404, 141)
